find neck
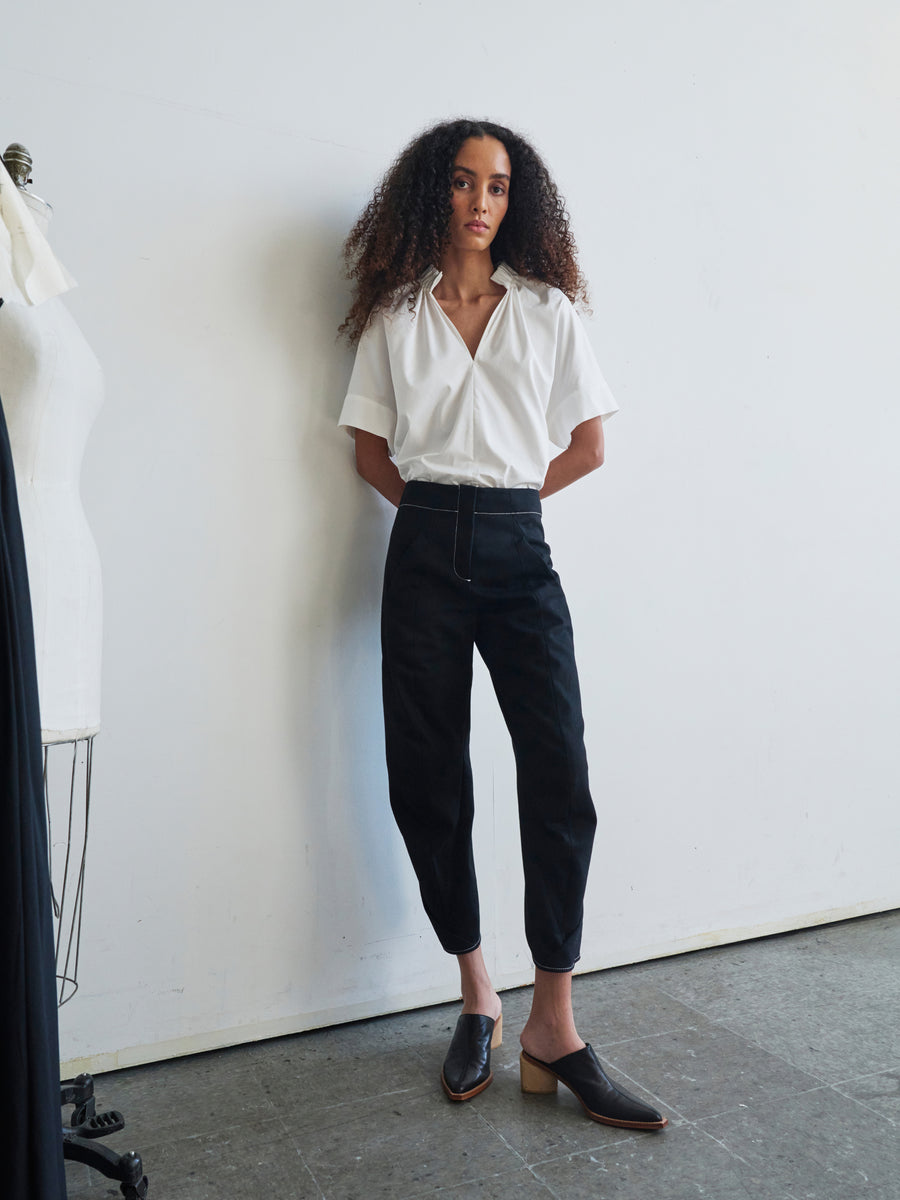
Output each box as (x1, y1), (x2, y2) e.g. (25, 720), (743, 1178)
(436, 247), (497, 302)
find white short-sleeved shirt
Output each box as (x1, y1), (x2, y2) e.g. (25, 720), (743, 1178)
(338, 262), (618, 489)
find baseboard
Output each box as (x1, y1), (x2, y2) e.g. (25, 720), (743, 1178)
(60, 897), (897, 1077)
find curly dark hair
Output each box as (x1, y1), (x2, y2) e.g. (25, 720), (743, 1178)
(340, 118), (588, 342)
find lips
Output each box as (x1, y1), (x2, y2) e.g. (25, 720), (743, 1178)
(466, 222), (488, 232)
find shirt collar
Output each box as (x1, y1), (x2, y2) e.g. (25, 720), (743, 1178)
(422, 262), (515, 294)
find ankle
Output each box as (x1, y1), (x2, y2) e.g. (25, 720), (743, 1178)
(520, 1014), (584, 1062)
(461, 988), (501, 1019)
(522, 1012), (577, 1038)
(457, 947), (500, 1019)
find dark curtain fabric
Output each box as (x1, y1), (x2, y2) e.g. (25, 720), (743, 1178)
(0, 369), (67, 1195)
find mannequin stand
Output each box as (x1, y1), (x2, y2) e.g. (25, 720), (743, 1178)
(45, 736), (150, 1197)
(44, 736), (93, 1005)
(62, 1074), (148, 1198)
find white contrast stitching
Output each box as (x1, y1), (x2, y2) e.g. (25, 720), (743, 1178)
(452, 485), (472, 581)
(399, 503), (457, 512)
(453, 938), (482, 955)
(400, 505), (539, 516)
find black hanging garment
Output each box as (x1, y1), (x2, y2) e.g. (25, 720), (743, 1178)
(0, 328), (68, 1196)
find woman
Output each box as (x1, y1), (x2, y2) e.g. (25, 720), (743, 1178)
(338, 118), (666, 1131)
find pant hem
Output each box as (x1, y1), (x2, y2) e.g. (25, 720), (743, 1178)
(444, 937), (482, 956)
(532, 955), (580, 974)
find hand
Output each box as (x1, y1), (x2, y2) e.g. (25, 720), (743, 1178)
(540, 417), (605, 499)
(353, 430), (405, 507)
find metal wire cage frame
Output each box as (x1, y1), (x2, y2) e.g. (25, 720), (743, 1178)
(43, 734), (94, 1007)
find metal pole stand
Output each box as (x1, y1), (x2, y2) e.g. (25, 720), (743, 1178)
(47, 735), (150, 1198)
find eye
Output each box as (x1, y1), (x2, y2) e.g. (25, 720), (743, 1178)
(452, 176), (470, 189)
(490, 184), (507, 195)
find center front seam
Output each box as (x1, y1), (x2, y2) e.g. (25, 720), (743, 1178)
(452, 485), (476, 582)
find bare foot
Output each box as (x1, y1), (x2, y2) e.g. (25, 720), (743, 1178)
(519, 1018), (585, 1063)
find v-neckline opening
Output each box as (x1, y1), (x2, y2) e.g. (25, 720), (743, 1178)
(431, 283), (509, 363)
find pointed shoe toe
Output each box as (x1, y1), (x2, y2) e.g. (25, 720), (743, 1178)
(520, 1043), (667, 1130)
(441, 1012), (502, 1101)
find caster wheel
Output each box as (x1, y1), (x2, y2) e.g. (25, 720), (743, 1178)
(120, 1177), (149, 1199)
(119, 1150), (148, 1197)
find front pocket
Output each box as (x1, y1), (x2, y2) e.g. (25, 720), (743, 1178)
(512, 513), (556, 578)
(383, 509), (431, 593)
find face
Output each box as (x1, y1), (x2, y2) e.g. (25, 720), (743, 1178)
(447, 136), (511, 252)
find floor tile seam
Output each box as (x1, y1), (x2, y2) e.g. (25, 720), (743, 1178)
(270, 1128), (355, 1195)
(111, 1121), (329, 1199)
(297, 1155), (328, 1199)
(62, 1159), (95, 1185)
(62, 1161), (99, 1198)
(688, 1120), (756, 1169)
(649, 969), (900, 1016)
(687, 1120), (794, 1181)
(692, 1080), (841, 1123)
(130, 1111), (289, 1152)
(270, 1082), (436, 1123)
(283, 1106), (527, 1192)
(827, 1083), (899, 1128)
(408, 1163), (557, 1198)
(526, 1164), (567, 1200)
(696, 1010), (835, 1086)
(387, 1155), (533, 1199)
(709, 1013), (900, 1085)
(473, 1104), (575, 1197)
(525, 1132), (645, 1172)
(411, 1042), (457, 1065)
(473, 1109), (530, 1171)
(525, 1115), (715, 1172)
(679, 982), (900, 1023)
(591, 1021), (712, 1050)
(266, 1115), (329, 1200)
(639, 984), (758, 1024)
(830, 1066), (900, 1087)
(124, 1122), (307, 1174)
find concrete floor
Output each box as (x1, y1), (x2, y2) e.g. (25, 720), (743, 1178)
(63, 910), (900, 1199)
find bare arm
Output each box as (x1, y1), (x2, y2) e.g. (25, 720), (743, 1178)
(354, 429), (405, 508)
(539, 416), (605, 500)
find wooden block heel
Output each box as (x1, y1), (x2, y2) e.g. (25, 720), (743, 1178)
(520, 1051), (558, 1094)
(490, 1014), (503, 1049)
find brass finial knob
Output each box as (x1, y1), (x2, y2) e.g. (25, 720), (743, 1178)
(3, 143), (34, 188)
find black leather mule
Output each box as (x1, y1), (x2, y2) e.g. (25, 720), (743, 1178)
(520, 1043), (667, 1129)
(441, 1013), (503, 1101)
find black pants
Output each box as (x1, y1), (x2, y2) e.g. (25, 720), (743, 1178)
(381, 481), (597, 972)
(1, 388), (67, 1199)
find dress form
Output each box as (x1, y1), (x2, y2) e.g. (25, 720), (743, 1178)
(0, 192), (103, 742)
(0, 149), (148, 1197)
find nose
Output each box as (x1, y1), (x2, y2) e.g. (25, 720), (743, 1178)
(472, 186), (489, 213)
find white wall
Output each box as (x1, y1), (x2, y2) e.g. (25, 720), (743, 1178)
(2, 0), (898, 1072)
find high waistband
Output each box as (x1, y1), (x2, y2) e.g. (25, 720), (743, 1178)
(400, 480), (541, 515)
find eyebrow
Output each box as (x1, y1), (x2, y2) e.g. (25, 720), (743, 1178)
(452, 164), (511, 181)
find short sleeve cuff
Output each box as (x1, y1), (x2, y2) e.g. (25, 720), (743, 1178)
(547, 390), (619, 450)
(338, 393), (397, 448)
